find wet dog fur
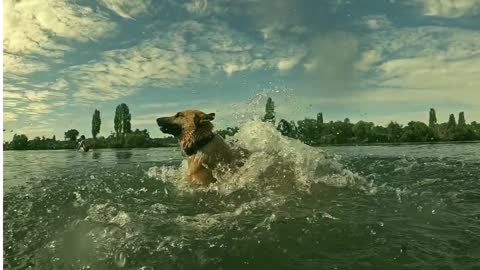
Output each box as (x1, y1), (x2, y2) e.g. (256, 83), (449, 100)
(156, 110), (247, 186)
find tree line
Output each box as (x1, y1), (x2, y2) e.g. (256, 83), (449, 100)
(217, 97), (480, 145)
(4, 103), (176, 150)
(4, 98), (480, 151)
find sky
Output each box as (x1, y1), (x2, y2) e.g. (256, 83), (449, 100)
(3, 0), (480, 141)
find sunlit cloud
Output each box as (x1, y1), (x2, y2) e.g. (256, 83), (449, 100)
(3, 54), (50, 76)
(66, 19), (301, 102)
(100, 0), (154, 19)
(3, 0), (480, 140)
(420, 0), (480, 18)
(3, 112), (19, 123)
(4, 0), (116, 56)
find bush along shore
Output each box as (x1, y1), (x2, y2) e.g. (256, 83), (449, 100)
(4, 101), (480, 150)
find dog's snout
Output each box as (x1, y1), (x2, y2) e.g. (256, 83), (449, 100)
(156, 117), (168, 126)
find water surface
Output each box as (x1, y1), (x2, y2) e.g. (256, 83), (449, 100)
(4, 122), (480, 270)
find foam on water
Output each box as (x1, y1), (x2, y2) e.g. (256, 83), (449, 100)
(147, 120), (372, 195)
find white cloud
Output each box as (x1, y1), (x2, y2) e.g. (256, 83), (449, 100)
(24, 91), (51, 102)
(354, 50), (383, 72)
(100, 0), (153, 19)
(4, 0), (116, 56)
(377, 56), (480, 105)
(66, 20), (302, 102)
(3, 91), (24, 100)
(3, 54), (49, 76)
(3, 79), (69, 123)
(277, 54), (304, 71)
(420, 0), (480, 17)
(184, 0), (209, 15)
(362, 15), (392, 30)
(353, 26), (480, 112)
(67, 43), (199, 102)
(27, 103), (55, 118)
(3, 112), (19, 123)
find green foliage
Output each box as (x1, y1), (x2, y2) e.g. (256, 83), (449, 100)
(262, 97), (276, 124)
(5, 102), (480, 151)
(429, 108), (437, 128)
(64, 129), (79, 141)
(400, 121), (435, 142)
(352, 121), (374, 142)
(114, 103), (132, 138)
(11, 134), (29, 150)
(458, 112), (466, 127)
(296, 118), (320, 145)
(317, 113), (324, 124)
(92, 109), (101, 139)
(386, 122), (403, 143)
(271, 109), (478, 145)
(124, 129), (150, 148)
(448, 114), (456, 130)
(277, 119), (297, 138)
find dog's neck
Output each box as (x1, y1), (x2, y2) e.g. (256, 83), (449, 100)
(179, 123), (215, 156)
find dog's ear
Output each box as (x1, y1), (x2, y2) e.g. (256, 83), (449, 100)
(200, 113), (215, 123)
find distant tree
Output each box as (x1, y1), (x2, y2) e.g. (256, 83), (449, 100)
(452, 126), (476, 141)
(401, 121), (435, 142)
(52, 135), (56, 142)
(471, 121), (480, 139)
(277, 119), (294, 137)
(297, 118), (320, 145)
(64, 129), (79, 141)
(448, 114), (456, 129)
(114, 103), (132, 138)
(372, 125), (389, 143)
(262, 97), (276, 124)
(429, 108), (437, 128)
(91, 109), (101, 139)
(330, 120), (354, 144)
(344, 118), (350, 124)
(352, 121), (374, 143)
(11, 134), (29, 150)
(124, 129), (151, 148)
(30, 137), (43, 150)
(317, 113), (324, 124)
(458, 112), (466, 127)
(386, 122), (403, 143)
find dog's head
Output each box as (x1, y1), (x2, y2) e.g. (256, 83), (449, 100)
(156, 110), (215, 137)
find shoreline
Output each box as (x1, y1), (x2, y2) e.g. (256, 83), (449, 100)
(317, 140), (480, 147)
(3, 141), (480, 151)
(2, 145), (178, 152)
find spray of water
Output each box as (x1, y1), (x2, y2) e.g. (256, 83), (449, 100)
(147, 119), (374, 195)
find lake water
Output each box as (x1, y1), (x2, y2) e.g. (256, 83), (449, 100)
(3, 121), (480, 270)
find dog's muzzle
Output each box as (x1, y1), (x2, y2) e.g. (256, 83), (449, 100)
(156, 117), (182, 136)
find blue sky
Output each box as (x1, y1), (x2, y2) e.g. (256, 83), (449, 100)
(3, 0), (480, 141)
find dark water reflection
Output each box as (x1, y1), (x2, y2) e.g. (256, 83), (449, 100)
(3, 144), (480, 270)
(3, 148), (181, 190)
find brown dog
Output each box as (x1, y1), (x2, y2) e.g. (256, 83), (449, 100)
(156, 110), (246, 186)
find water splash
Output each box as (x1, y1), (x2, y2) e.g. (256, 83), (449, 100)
(148, 119), (371, 195)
